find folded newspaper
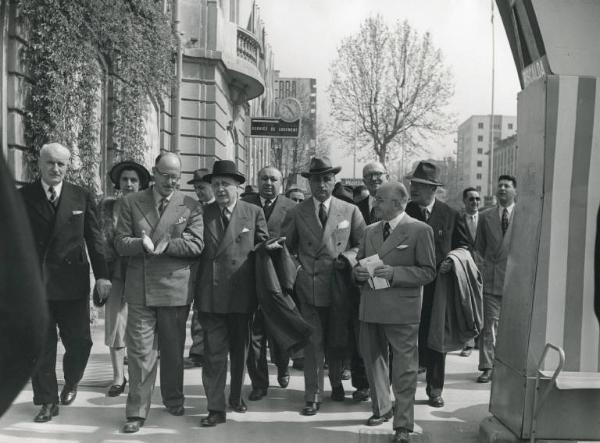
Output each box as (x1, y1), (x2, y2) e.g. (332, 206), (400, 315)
(358, 254), (390, 290)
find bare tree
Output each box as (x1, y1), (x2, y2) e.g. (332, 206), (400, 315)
(328, 16), (454, 167)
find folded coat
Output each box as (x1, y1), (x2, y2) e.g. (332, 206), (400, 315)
(427, 247), (483, 353)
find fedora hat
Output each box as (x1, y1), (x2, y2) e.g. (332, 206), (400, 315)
(300, 156), (341, 178)
(203, 160), (246, 184)
(109, 160), (151, 190)
(407, 161), (443, 186)
(187, 168), (210, 184)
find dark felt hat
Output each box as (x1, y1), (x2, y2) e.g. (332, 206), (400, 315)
(407, 161), (443, 186)
(109, 160), (151, 190)
(300, 157), (341, 178)
(187, 168), (211, 184)
(203, 160), (246, 184)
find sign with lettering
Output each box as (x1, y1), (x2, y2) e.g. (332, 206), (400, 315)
(250, 118), (300, 138)
(522, 56), (548, 88)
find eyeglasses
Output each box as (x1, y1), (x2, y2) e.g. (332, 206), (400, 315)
(365, 172), (387, 180)
(155, 170), (181, 182)
(468, 197), (481, 201)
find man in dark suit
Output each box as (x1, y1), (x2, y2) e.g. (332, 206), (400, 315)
(19, 143), (111, 422)
(358, 161), (389, 225)
(405, 161), (469, 408)
(243, 165), (296, 401)
(195, 160), (269, 427)
(354, 182), (436, 443)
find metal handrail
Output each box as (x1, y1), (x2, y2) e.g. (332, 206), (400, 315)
(529, 343), (565, 443)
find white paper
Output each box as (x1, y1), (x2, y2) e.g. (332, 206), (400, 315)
(359, 254), (390, 290)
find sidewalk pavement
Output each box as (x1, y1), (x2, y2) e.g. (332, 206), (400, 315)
(0, 317), (492, 443)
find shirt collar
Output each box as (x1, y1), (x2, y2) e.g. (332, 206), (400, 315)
(383, 211), (405, 232)
(260, 195), (277, 206)
(313, 196), (332, 211)
(153, 187), (173, 205)
(499, 202), (515, 218)
(219, 200), (237, 214)
(41, 180), (63, 198)
(368, 195), (376, 210)
(419, 199), (435, 214)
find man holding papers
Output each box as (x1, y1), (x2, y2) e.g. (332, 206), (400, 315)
(353, 182), (436, 443)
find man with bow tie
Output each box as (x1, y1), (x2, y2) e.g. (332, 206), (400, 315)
(194, 160), (269, 427)
(285, 157), (366, 416)
(115, 152), (204, 433)
(243, 165), (296, 400)
(19, 143), (111, 423)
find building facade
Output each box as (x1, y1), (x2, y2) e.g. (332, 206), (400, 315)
(492, 134), (518, 184)
(456, 115), (517, 196)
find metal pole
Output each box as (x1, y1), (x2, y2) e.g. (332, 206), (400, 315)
(172, 0), (182, 153)
(353, 115), (357, 178)
(487, 0), (496, 201)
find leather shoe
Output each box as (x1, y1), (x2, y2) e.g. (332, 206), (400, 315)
(429, 396), (444, 408)
(248, 387), (267, 401)
(460, 346), (473, 357)
(352, 388), (370, 401)
(107, 378), (127, 397)
(122, 417), (144, 433)
(366, 408), (393, 426)
(200, 411), (226, 427)
(277, 369), (290, 388)
(341, 368), (351, 380)
(166, 405), (185, 416)
(292, 358), (304, 370)
(60, 385), (77, 405)
(331, 385), (345, 401)
(300, 401), (320, 416)
(392, 427), (410, 443)
(228, 399), (247, 413)
(477, 369), (493, 383)
(33, 403), (59, 423)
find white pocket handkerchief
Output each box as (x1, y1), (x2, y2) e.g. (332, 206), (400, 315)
(396, 244), (409, 250)
(337, 220), (350, 229)
(241, 227), (250, 233)
(72, 210), (83, 215)
(176, 217), (186, 224)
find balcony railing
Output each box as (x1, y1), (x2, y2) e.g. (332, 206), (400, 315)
(237, 27), (260, 66)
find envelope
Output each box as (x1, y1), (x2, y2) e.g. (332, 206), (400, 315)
(72, 210), (83, 215)
(337, 220), (350, 229)
(241, 227), (250, 233)
(396, 244), (409, 250)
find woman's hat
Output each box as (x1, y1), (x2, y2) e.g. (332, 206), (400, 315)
(109, 160), (151, 190)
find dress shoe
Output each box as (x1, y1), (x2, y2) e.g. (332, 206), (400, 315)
(200, 411), (226, 427)
(429, 396), (444, 408)
(166, 405), (185, 416)
(60, 385), (78, 405)
(300, 401), (320, 416)
(277, 371), (290, 388)
(341, 368), (351, 380)
(460, 346), (473, 357)
(417, 366), (426, 374)
(183, 356), (203, 369)
(352, 388), (370, 401)
(122, 417), (144, 433)
(392, 427), (410, 443)
(292, 358), (304, 370)
(331, 385), (345, 402)
(107, 378), (127, 397)
(366, 408), (393, 426)
(477, 369), (493, 383)
(228, 399), (247, 413)
(33, 403), (59, 423)
(248, 387), (267, 401)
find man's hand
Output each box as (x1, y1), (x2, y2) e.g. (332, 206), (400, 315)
(353, 265), (370, 282)
(141, 230), (155, 253)
(265, 236), (285, 251)
(334, 256), (348, 270)
(439, 258), (453, 274)
(373, 264), (394, 281)
(153, 237), (169, 255)
(94, 278), (112, 301)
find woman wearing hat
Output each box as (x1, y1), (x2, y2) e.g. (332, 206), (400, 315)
(97, 160), (150, 397)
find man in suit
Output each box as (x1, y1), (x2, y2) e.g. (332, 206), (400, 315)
(459, 187), (482, 357)
(244, 165), (296, 400)
(405, 161), (469, 407)
(353, 182), (436, 443)
(19, 143), (111, 422)
(115, 153), (204, 433)
(358, 161), (389, 225)
(183, 168), (215, 369)
(286, 186), (306, 203)
(475, 175), (517, 383)
(285, 157), (366, 416)
(195, 160), (269, 427)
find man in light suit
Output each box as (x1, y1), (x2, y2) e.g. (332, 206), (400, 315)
(244, 165), (296, 400)
(195, 160), (269, 427)
(354, 182), (436, 443)
(475, 174), (517, 383)
(358, 161), (389, 225)
(285, 157), (366, 416)
(19, 143), (111, 423)
(115, 153), (204, 433)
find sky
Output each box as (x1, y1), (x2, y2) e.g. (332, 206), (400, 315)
(257, 0), (522, 178)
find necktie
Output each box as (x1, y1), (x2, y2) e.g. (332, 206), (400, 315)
(263, 199), (273, 221)
(501, 208), (509, 236)
(369, 206), (377, 223)
(422, 208), (430, 222)
(158, 198), (168, 216)
(48, 186), (57, 208)
(383, 222), (391, 241)
(468, 215), (477, 239)
(221, 208), (230, 230)
(318, 202), (327, 228)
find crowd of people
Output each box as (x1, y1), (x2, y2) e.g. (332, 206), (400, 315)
(17, 142), (519, 443)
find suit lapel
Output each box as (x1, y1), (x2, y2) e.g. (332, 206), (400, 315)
(299, 199), (323, 241)
(29, 180), (55, 224)
(216, 201), (250, 257)
(367, 222), (384, 256)
(268, 196), (285, 231)
(151, 191), (186, 243)
(133, 189), (159, 235)
(379, 216), (410, 259)
(501, 207), (515, 249)
(322, 197), (344, 242)
(51, 182), (76, 240)
(489, 208), (504, 249)
(204, 202), (221, 247)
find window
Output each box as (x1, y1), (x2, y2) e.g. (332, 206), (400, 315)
(478, 122), (484, 129)
(476, 185), (482, 192)
(477, 161), (483, 167)
(477, 135), (483, 142)
(494, 123), (501, 129)
(477, 148), (483, 154)
(508, 123), (514, 130)
(476, 173), (482, 179)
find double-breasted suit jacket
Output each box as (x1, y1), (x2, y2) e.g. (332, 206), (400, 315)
(243, 193), (295, 239)
(286, 196), (366, 307)
(20, 180), (109, 300)
(115, 188), (204, 306)
(195, 200), (269, 314)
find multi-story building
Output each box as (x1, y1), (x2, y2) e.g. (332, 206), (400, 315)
(493, 134), (518, 184)
(456, 115), (517, 196)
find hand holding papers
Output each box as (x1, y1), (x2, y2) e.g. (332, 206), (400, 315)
(358, 254), (391, 290)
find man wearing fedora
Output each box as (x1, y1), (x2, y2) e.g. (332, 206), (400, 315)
(285, 157), (366, 416)
(184, 168), (215, 370)
(194, 160), (269, 427)
(405, 160), (469, 408)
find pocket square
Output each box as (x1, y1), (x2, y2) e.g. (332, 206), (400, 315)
(337, 220), (350, 229)
(176, 217), (187, 224)
(72, 210), (83, 215)
(241, 227), (250, 233)
(396, 244), (409, 250)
